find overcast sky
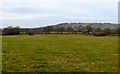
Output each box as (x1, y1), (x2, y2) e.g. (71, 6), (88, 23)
(0, 0), (119, 28)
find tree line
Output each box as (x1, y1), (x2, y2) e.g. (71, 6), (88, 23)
(1, 25), (120, 36)
(2, 26), (20, 35)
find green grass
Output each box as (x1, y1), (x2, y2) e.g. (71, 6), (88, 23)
(2, 34), (118, 72)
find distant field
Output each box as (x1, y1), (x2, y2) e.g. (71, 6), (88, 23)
(2, 34), (118, 72)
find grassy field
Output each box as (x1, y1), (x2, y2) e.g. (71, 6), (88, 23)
(2, 34), (118, 72)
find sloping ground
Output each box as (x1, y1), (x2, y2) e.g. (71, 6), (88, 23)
(59, 23), (118, 29)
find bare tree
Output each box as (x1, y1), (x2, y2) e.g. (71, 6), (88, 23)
(66, 26), (74, 34)
(57, 27), (64, 34)
(103, 28), (112, 34)
(85, 25), (93, 34)
(94, 27), (102, 33)
(44, 26), (53, 35)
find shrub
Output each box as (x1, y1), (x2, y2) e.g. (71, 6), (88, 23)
(28, 33), (34, 35)
(94, 32), (107, 36)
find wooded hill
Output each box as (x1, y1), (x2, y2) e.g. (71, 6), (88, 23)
(1, 22), (119, 36)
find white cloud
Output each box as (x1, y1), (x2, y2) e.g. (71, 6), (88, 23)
(1, 11), (58, 20)
(0, 0), (118, 27)
(1, 0), (119, 3)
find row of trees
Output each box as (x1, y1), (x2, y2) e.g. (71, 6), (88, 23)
(1, 25), (120, 36)
(2, 26), (20, 35)
(43, 25), (120, 35)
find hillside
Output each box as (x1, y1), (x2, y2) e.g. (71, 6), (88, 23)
(52, 22), (118, 30)
(1, 22), (118, 35)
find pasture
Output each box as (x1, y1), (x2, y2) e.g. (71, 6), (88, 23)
(2, 34), (118, 72)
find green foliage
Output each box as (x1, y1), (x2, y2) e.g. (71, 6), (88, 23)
(2, 34), (118, 72)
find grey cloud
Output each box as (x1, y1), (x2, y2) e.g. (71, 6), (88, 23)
(2, 7), (57, 14)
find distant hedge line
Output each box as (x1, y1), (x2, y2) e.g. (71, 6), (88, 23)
(1, 26), (120, 36)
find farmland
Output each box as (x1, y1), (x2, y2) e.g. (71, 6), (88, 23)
(2, 34), (118, 72)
